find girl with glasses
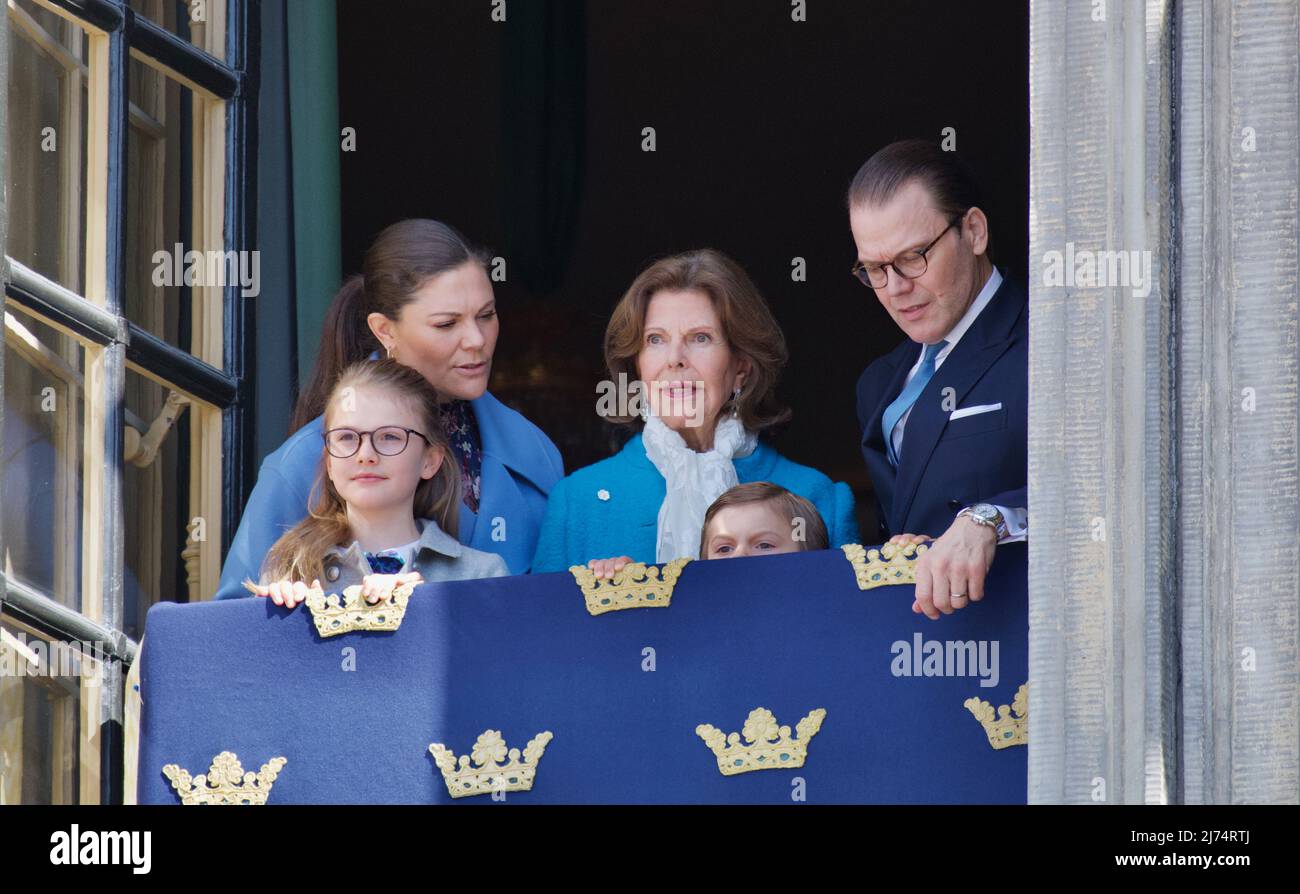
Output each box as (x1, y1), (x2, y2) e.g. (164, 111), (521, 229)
(215, 219), (563, 601)
(244, 359), (507, 609)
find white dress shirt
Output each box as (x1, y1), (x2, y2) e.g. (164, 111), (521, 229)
(889, 267), (1027, 543)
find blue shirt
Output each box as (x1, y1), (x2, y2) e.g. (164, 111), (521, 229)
(531, 433), (859, 572)
(216, 391), (563, 598)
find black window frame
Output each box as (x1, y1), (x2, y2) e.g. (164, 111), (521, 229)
(0, 0), (259, 805)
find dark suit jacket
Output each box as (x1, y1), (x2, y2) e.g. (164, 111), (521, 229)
(855, 272), (1027, 542)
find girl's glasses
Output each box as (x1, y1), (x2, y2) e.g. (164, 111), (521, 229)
(323, 426), (431, 458)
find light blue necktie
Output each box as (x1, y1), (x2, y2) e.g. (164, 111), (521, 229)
(882, 340), (947, 467)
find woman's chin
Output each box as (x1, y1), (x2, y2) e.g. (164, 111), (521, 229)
(647, 404), (717, 432)
(435, 374), (490, 402)
(650, 413), (720, 446)
(650, 413), (688, 431)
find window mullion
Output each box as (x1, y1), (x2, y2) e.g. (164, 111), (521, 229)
(127, 10), (237, 101)
(223, 0), (254, 557)
(1, 0), (10, 625)
(0, 574), (135, 663)
(84, 20), (129, 807)
(6, 258), (121, 343)
(45, 0), (124, 35)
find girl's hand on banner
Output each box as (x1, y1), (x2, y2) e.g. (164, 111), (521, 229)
(360, 571), (424, 604)
(243, 578), (323, 610)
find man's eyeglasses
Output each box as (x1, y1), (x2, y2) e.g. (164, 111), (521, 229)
(851, 214), (964, 289)
(324, 426), (432, 458)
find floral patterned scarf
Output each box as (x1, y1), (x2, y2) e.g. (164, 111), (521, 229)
(439, 399), (482, 513)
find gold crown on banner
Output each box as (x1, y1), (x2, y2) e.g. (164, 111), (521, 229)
(568, 558), (691, 616)
(428, 730), (554, 798)
(305, 580), (417, 638)
(162, 751), (287, 805)
(964, 682), (1028, 749)
(696, 707), (827, 776)
(841, 542), (928, 590)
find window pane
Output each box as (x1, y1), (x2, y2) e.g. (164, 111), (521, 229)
(127, 0), (226, 59)
(0, 615), (92, 804)
(5, 0), (89, 294)
(126, 57), (226, 362)
(2, 303), (85, 611)
(123, 368), (196, 640)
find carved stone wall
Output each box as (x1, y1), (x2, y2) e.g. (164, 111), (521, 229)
(1028, 0), (1299, 804)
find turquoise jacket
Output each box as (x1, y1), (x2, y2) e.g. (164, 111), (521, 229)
(216, 392), (562, 598)
(531, 433), (859, 572)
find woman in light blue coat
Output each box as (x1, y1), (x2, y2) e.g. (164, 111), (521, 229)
(216, 220), (562, 598)
(532, 249), (858, 575)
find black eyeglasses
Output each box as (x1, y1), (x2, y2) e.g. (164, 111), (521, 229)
(323, 426), (432, 458)
(851, 214), (964, 289)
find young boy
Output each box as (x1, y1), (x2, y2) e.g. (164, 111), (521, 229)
(699, 482), (830, 559)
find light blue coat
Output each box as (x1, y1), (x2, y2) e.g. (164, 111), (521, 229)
(531, 433), (859, 572)
(216, 391), (563, 598)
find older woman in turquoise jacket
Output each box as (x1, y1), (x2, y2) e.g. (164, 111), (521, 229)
(532, 249), (857, 574)
(216, 220), (562, 599)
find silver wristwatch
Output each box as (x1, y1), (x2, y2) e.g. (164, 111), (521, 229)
(956, 503), (1007, 540)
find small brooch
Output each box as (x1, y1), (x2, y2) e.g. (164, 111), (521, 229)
(597, 489), (610, 501)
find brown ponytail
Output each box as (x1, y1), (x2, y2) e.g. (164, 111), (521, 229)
(289, 219), (491, 434)
(291, 275), (374, 433)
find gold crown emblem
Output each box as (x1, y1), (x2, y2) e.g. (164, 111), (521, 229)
(964, 682), (1028, 749)
(429, 730), (554, 798)
(841, 542), (927, 590)
(162, 751), (287, 805)
(304, 580), (417, 638)
(696, 707), (827, 776)
(568, 558), (691, 616)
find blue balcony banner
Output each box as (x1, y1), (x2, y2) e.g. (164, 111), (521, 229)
(138, 543), (1027, 804)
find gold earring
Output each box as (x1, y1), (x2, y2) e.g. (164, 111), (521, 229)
(386, 344), (395, 360)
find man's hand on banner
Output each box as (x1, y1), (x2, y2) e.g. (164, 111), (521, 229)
(886, 532), (933, 550)
(910, 517), (997, 620)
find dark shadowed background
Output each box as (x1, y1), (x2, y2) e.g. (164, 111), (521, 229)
(336, 0), (1029, 537)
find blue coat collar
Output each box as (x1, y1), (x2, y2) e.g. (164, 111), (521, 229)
(470, 391), (558, 492)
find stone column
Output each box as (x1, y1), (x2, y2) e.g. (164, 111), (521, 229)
(1027, 0), (1299, 804)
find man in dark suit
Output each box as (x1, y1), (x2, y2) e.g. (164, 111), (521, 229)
(849, 140), (1026, 621)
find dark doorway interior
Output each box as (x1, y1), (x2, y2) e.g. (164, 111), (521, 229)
(337, 0), (1029, 539)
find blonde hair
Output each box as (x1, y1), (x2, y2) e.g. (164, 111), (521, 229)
(699, 482), (829, 556)
(255, 359), (461, 584)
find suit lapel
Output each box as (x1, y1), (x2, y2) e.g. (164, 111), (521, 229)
(886, 274), (1027, 534)
(888, 338), (1015, 533)
(472, 391), (559, 492)
(862, 344), (916, 524)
